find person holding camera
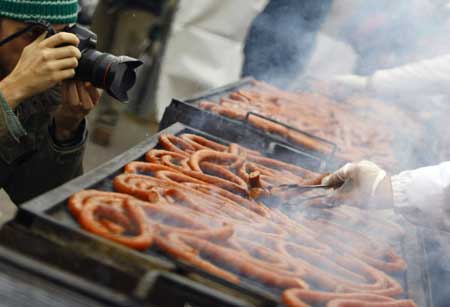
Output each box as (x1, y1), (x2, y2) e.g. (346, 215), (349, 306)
(0, 0), (101, 204)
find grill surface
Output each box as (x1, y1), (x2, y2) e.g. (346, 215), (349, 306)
(160, 78), (336, 170)
(0, 242), (134, 307)
(15, 123), (329, 307)
(8, 122), (435, 307)
(160, 78), (434, 171)
(0, 223), (265, 307)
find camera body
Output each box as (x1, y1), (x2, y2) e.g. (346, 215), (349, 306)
(0, 20), (142, 102)
(67, 23), (98, 51)
(65, 24), (143, 102)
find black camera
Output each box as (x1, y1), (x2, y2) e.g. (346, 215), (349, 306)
(64, 24), (143, 102)
(0, 20), (143, 102)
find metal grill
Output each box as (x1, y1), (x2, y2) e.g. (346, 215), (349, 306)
(15, 123), (325, 307)
(2, 123), (436, 307)
(160, 78), (336, 170)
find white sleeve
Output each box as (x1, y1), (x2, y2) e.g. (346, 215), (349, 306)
(391, 162), (450, 227)
(369, 55), (450, 97)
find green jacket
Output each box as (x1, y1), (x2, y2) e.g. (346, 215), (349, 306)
(0, 86), (86, 205)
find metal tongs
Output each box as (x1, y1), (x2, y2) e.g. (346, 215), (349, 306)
(268, 183), (330, 193)
(269, 184), (334, 206)
(250, 173), (343, 209)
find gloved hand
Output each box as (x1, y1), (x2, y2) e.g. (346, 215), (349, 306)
(321, 160), (393, 209)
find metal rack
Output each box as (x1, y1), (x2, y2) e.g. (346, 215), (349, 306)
(10, 123), (331, 307)
(160, 78), (336, 171)
(0, 122), (439, 307)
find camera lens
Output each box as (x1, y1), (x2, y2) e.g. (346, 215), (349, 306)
(76, 49), (142, 102)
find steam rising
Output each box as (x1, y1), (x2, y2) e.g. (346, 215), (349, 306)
(147, 2), (450, 305)
(238, 1), (450, 304)
(245, 1), (450, 82)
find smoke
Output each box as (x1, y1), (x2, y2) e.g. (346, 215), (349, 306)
(241, 0), (450, 170)
(242, 0), (333, 87)
(239, 1), (450, 304)
(333, 1), (450, 170)
(141, 2), (450, 303)
(420, 227), (450, 306)
(244, 1), (450, 80)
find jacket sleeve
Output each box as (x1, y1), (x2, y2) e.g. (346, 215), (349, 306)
(3, 86), (88, 205)
(0, 90), (27, 143)
(391, 162), (450, 229)
(368, 55), (450, 97)
(4, 119), (87, 205)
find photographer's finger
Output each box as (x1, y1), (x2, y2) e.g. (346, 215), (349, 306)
(76, 81), (94, 113)
(50, 57), (79, 71)
(32, 31), (48, 45)
(51, 45), (81, 60)
(65, 81), (80, 108)
(41, 32), (79, 48)
(85, 82), (101, 106)
(54, 69), (76, 82)
(59, 68), (75, 81)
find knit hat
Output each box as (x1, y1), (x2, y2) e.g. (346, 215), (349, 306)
(0, 0), (79, 24)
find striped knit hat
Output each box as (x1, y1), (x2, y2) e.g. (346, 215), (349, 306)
(0, 0), (79, 24)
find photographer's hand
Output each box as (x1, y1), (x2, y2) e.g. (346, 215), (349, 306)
(53, 80), (100, 142)
(0, 31), (81, 109)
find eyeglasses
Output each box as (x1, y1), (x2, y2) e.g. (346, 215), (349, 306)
(0, 20), (75, 47)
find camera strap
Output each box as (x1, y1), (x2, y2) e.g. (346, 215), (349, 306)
(0, 25), (34, 47)
(0, 20), (54, 47)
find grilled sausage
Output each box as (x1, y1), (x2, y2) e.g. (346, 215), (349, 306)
(282, 289), (395, 307)
(78, 199), (153, 250)
(325, 299), (417, 307)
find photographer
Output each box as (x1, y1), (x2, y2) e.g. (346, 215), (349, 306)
(0, 0), (100, 204)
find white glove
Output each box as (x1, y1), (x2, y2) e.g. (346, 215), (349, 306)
(322, 160), (393, 208)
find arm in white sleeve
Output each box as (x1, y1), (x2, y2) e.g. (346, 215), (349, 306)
(391, 162), (450, 228)
(368, 55), (450, 97)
